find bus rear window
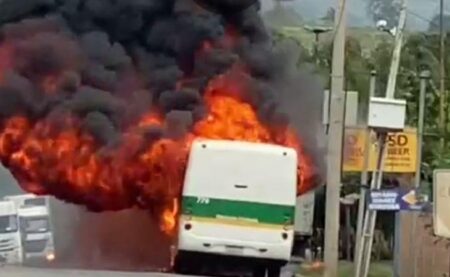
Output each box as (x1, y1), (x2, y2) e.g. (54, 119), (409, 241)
(24, 198), (46, 207)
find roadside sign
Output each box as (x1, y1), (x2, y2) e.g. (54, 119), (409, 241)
(433, 170), (450, 238)
(398, 189), (428, 211)
(368, 189), (400, 211)
(343, 126), (417, 173)
(368, 189), (427, 211)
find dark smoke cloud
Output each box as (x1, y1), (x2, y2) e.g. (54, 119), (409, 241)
(193, 0), (260, 14)
(0, 0), (323, 179)
(0, 0), (325, 269)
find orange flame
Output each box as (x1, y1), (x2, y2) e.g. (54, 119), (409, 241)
(161, 198), (179, 235)
(0, 58), (315, 236)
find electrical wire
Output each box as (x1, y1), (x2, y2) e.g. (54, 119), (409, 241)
(407, 9), (435, 25)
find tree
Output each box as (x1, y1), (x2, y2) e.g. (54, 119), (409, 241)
(273, 27), (450, 177)
(316, 35), (372, 109)
(322, 7), (335, 22)
(381, 32), (450, 178)
(366, 0), (401, 28)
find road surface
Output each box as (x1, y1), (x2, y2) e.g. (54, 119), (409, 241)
(0, 265), (300, 277)
(0, 266), (176, 277)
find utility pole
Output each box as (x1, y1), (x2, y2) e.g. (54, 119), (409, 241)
(324, 0), (347, 275)
(385, 0), (408, 99)
(439, 0), (446, 149)
(410, 70), (430, 277)
(354, 71), (376, 270)
(355, 1), (408, 276)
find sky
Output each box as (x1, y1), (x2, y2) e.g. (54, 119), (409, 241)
(261, 0), (448, 30)
(0, 166), (23, 198)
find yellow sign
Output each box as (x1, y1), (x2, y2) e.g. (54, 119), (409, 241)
(343, 126), (417, 173)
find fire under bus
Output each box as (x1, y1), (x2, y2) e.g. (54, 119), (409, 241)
(173, 139), (299, 277)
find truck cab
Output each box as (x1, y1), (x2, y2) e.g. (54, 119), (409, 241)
(4, 194), (55, 265)
(18, 205), (55, 264)
(175, 140), (297, 277)
(0, 200), (22, 264)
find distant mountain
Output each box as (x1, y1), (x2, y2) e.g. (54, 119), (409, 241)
(263, 3), (304, 27)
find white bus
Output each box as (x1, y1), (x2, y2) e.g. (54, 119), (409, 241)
(174, 140), (297, 277)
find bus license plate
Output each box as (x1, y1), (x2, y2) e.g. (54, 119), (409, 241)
(226, 245), (244, 254)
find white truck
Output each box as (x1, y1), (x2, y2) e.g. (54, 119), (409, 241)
(292, 191), (316, 259)
(0, 200), (22, 264)
(4, 194), (55, 265)
(174, 140), (298, 277)
(294, 192), (315, 237)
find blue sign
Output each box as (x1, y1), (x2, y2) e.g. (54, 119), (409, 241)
(398, 189), (428, 211)
(368, 189), (428, 211)
(368, 189), (400, 211)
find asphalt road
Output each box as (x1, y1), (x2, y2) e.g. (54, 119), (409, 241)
(0, 263), (299, 277)
(0, 266), (176, 277)
(0, 266), (302, 277)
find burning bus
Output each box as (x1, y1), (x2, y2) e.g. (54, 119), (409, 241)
(174, 139), (297, 277)
(0, 0), (323, 273)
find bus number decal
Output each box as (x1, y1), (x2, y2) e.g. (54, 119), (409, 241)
(196, 197), (210, 204)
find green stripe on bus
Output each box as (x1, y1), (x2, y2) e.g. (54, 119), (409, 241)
(181, 196), (295, 226)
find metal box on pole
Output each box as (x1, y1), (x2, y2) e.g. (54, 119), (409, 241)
(368, 97), (406, 131)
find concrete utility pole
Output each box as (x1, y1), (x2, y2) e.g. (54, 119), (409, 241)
(324, 0), (347, 275)
(411, 71), (430, 277)
(355, 1), (408, 276)
(385, 0), (408, 99)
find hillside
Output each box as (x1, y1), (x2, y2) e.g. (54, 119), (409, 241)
(263, 3), (303, 28)
(271, 25), (407, 56)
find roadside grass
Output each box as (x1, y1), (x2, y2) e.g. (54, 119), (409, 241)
(297, 261), (393, 277)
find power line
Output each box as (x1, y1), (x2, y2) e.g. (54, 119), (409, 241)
(407, 8), (450, 27)
(407, 9), (434, 25)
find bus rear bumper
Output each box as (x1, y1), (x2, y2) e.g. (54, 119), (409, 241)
(178, 232), (293, 261)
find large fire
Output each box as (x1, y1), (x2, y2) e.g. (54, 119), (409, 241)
(0, 49), (315, 236)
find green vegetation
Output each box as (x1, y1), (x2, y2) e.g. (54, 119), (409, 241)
(297, 261), (393, 277)
(271, 21), (450, 189)
(267, 18), (450, 253)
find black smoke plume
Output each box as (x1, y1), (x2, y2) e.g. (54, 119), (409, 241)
(0, 0), (324, 186)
